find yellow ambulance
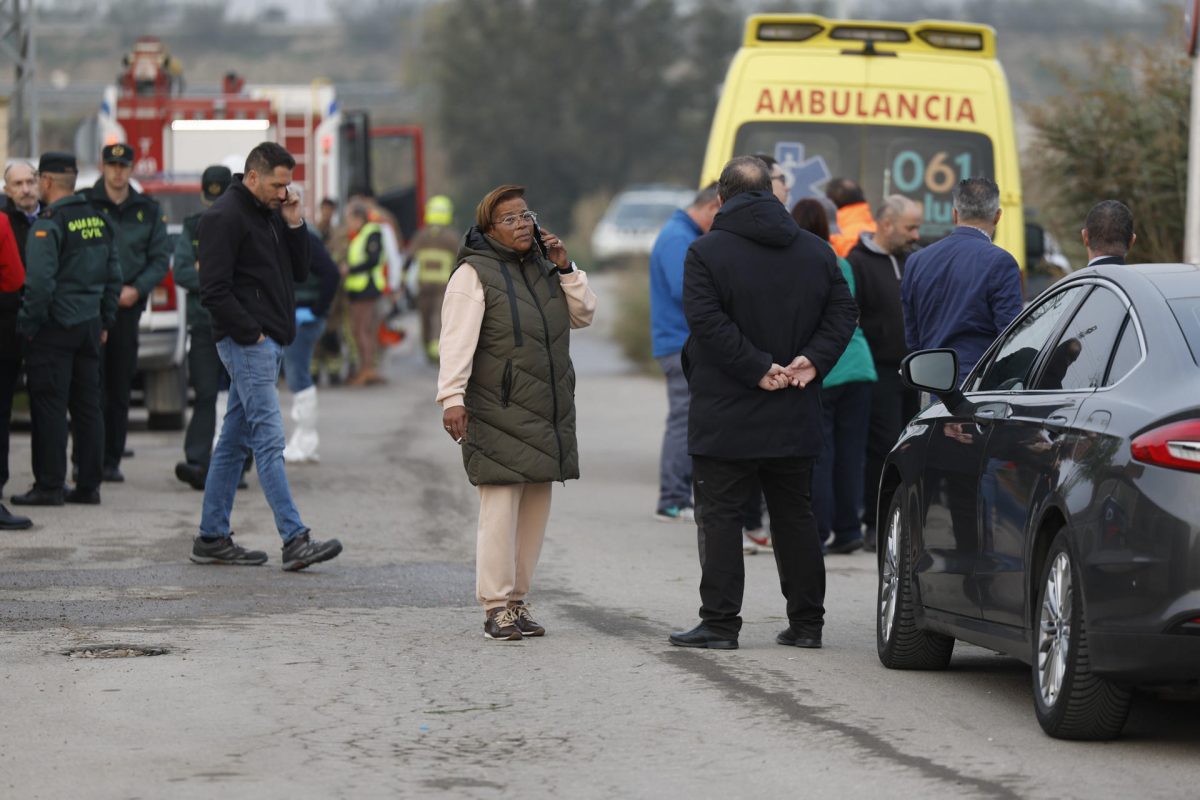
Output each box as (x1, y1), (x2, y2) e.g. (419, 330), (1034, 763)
(700, 14), (1040, 267)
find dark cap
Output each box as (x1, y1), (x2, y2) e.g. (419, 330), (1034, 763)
(38, 152), (77, 175)
(102, 143), (135, 165)
(201, 165), (232, 202)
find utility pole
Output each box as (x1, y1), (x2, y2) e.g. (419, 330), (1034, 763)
(0, 0), (38, 157)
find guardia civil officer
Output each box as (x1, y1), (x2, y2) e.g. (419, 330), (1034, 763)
(12, 153), (121, 507)
(83, 143), (170, 482)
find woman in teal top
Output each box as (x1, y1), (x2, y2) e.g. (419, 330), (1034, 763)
(792, 199), (876, 554)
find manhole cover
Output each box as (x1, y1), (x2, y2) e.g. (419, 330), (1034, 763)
(64, 645), (170, 659)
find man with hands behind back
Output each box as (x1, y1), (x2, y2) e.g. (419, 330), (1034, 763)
(669, 155), (858, 652)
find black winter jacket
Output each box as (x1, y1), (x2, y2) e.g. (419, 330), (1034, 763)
(683, 191), (858, 459)
(846, 233), (910, 365)
(198, 179), (310, 346)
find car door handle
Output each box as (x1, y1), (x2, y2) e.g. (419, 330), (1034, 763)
(1043, 415), (1071, 439)
(973, 407), (1002, 425)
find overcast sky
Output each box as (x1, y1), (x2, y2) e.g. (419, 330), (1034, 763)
(222, 0), (1149, 24)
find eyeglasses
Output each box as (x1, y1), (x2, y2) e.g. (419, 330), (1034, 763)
(492, 210), (537, 228)
(772, 173), (788, 184)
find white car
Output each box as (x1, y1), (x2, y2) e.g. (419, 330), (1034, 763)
(590, 185), (695, 264)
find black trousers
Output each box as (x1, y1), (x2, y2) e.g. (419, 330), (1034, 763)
(183, 322), (223, 467)
(26, 318), (103, 492)
(693, 455), (825, 638)
(0, 355), (19, 493)
(863, 363), (919, 529)
(101, 304), (140, 470)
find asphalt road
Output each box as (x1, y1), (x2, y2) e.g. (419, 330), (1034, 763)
(2, 274), (1198, 799)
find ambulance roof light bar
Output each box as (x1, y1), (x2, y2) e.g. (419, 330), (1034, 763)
(755, 22), (823, 42)
(918, 29), (985, 51)
(829, 26), (910, 44)
(747, 15), (995, 58)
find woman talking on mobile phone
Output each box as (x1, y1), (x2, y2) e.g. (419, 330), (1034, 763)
(436, 184), (597, 641)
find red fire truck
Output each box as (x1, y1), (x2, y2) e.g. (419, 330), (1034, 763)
(83, 37), (425, 428)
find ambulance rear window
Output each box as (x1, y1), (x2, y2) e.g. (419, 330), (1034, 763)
(735, 122), (994, 244)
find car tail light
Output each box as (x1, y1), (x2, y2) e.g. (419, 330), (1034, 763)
(150, 271), (178, 312)
(1131, 420), (1200, 473)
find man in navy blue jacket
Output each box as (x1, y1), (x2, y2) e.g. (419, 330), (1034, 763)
(668, 156), (857, 651)
(901, 177), (1023, 385)
(648, 184), (719, 523)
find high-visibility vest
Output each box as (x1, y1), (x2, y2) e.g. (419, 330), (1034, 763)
(345, 221), (387, 294)
(415, 247), (454, 286)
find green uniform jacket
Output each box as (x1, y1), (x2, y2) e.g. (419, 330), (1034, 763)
(85, 180), (170, 304)
(823, 255), (878, 388)
(173, 212), (209, 326)
(18, 193), (121, 337)
(456, 226), (579, 486)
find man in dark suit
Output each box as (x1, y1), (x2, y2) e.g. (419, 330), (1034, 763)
(668, 156), (858, 651)
(1082, 200), (1135, 266)
(901, 177), (1023, 385)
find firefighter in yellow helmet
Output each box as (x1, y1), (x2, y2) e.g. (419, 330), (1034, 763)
(342, 202), (387, 385)
(404, 195), (459, 362)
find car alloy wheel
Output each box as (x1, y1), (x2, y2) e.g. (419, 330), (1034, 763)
(879, 504), (900, 644)
(1031, 530), (1132, 739)
(876, 485), (954, 670)
(1036, 552), (1071, 707)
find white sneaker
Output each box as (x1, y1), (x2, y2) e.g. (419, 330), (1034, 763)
(742, 532), (759, 555)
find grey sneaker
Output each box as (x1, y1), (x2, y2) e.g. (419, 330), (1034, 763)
(189, 533), (268, 566)
(508, 602), (545, 637)
(281, 532), (343, 571)
(484, 607), (523, 640)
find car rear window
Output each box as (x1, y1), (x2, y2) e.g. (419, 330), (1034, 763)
(1169, 297), (1200, 365)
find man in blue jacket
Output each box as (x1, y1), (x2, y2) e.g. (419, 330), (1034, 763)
(648, 183), (719, 523)
(668, 157), (858, 651)
(901, 177), (1023, 385)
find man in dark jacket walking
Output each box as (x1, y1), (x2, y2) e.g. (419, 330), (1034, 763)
(668, 156), (858, 651)
(190, 142), (342, 571)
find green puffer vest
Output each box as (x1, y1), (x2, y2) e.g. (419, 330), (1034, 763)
(456, 227), (579, 486)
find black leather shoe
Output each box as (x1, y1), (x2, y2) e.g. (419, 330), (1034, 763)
(175, 461), (206, 491)
(776, 627), (822, 649)
(11, 485), (64, 506)
(65, 487), (101, 505)
(668, 624), (738, 650)
(102, 466), (125, 483)
(0, 503), (32, 529)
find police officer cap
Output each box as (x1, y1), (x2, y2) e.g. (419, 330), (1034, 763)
(38, 152), (77, 175)
(102, 143), (135, 166)
(201, 165), (233, 202)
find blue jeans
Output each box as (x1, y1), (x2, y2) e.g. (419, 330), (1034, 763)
(199, 337), (307, 543)
(813, 381), (872, 544)
(282, 318), (325, 394)
(656, 352), (692, 512)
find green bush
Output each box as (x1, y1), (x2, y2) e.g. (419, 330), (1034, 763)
(612, 259), (656, 371)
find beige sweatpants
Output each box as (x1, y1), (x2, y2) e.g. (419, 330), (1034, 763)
(476, 482), (552, 610)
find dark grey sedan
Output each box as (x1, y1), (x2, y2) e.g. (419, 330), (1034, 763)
(877, 263), (1200, 740)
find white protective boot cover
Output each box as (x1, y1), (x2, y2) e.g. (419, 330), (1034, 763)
(283, 385), (320, 463)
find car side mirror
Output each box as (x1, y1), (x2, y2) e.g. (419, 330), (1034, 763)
(902, 349), (958, 393)
(901, 349), (970, 412)
(1025, 222), (1046, 266)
